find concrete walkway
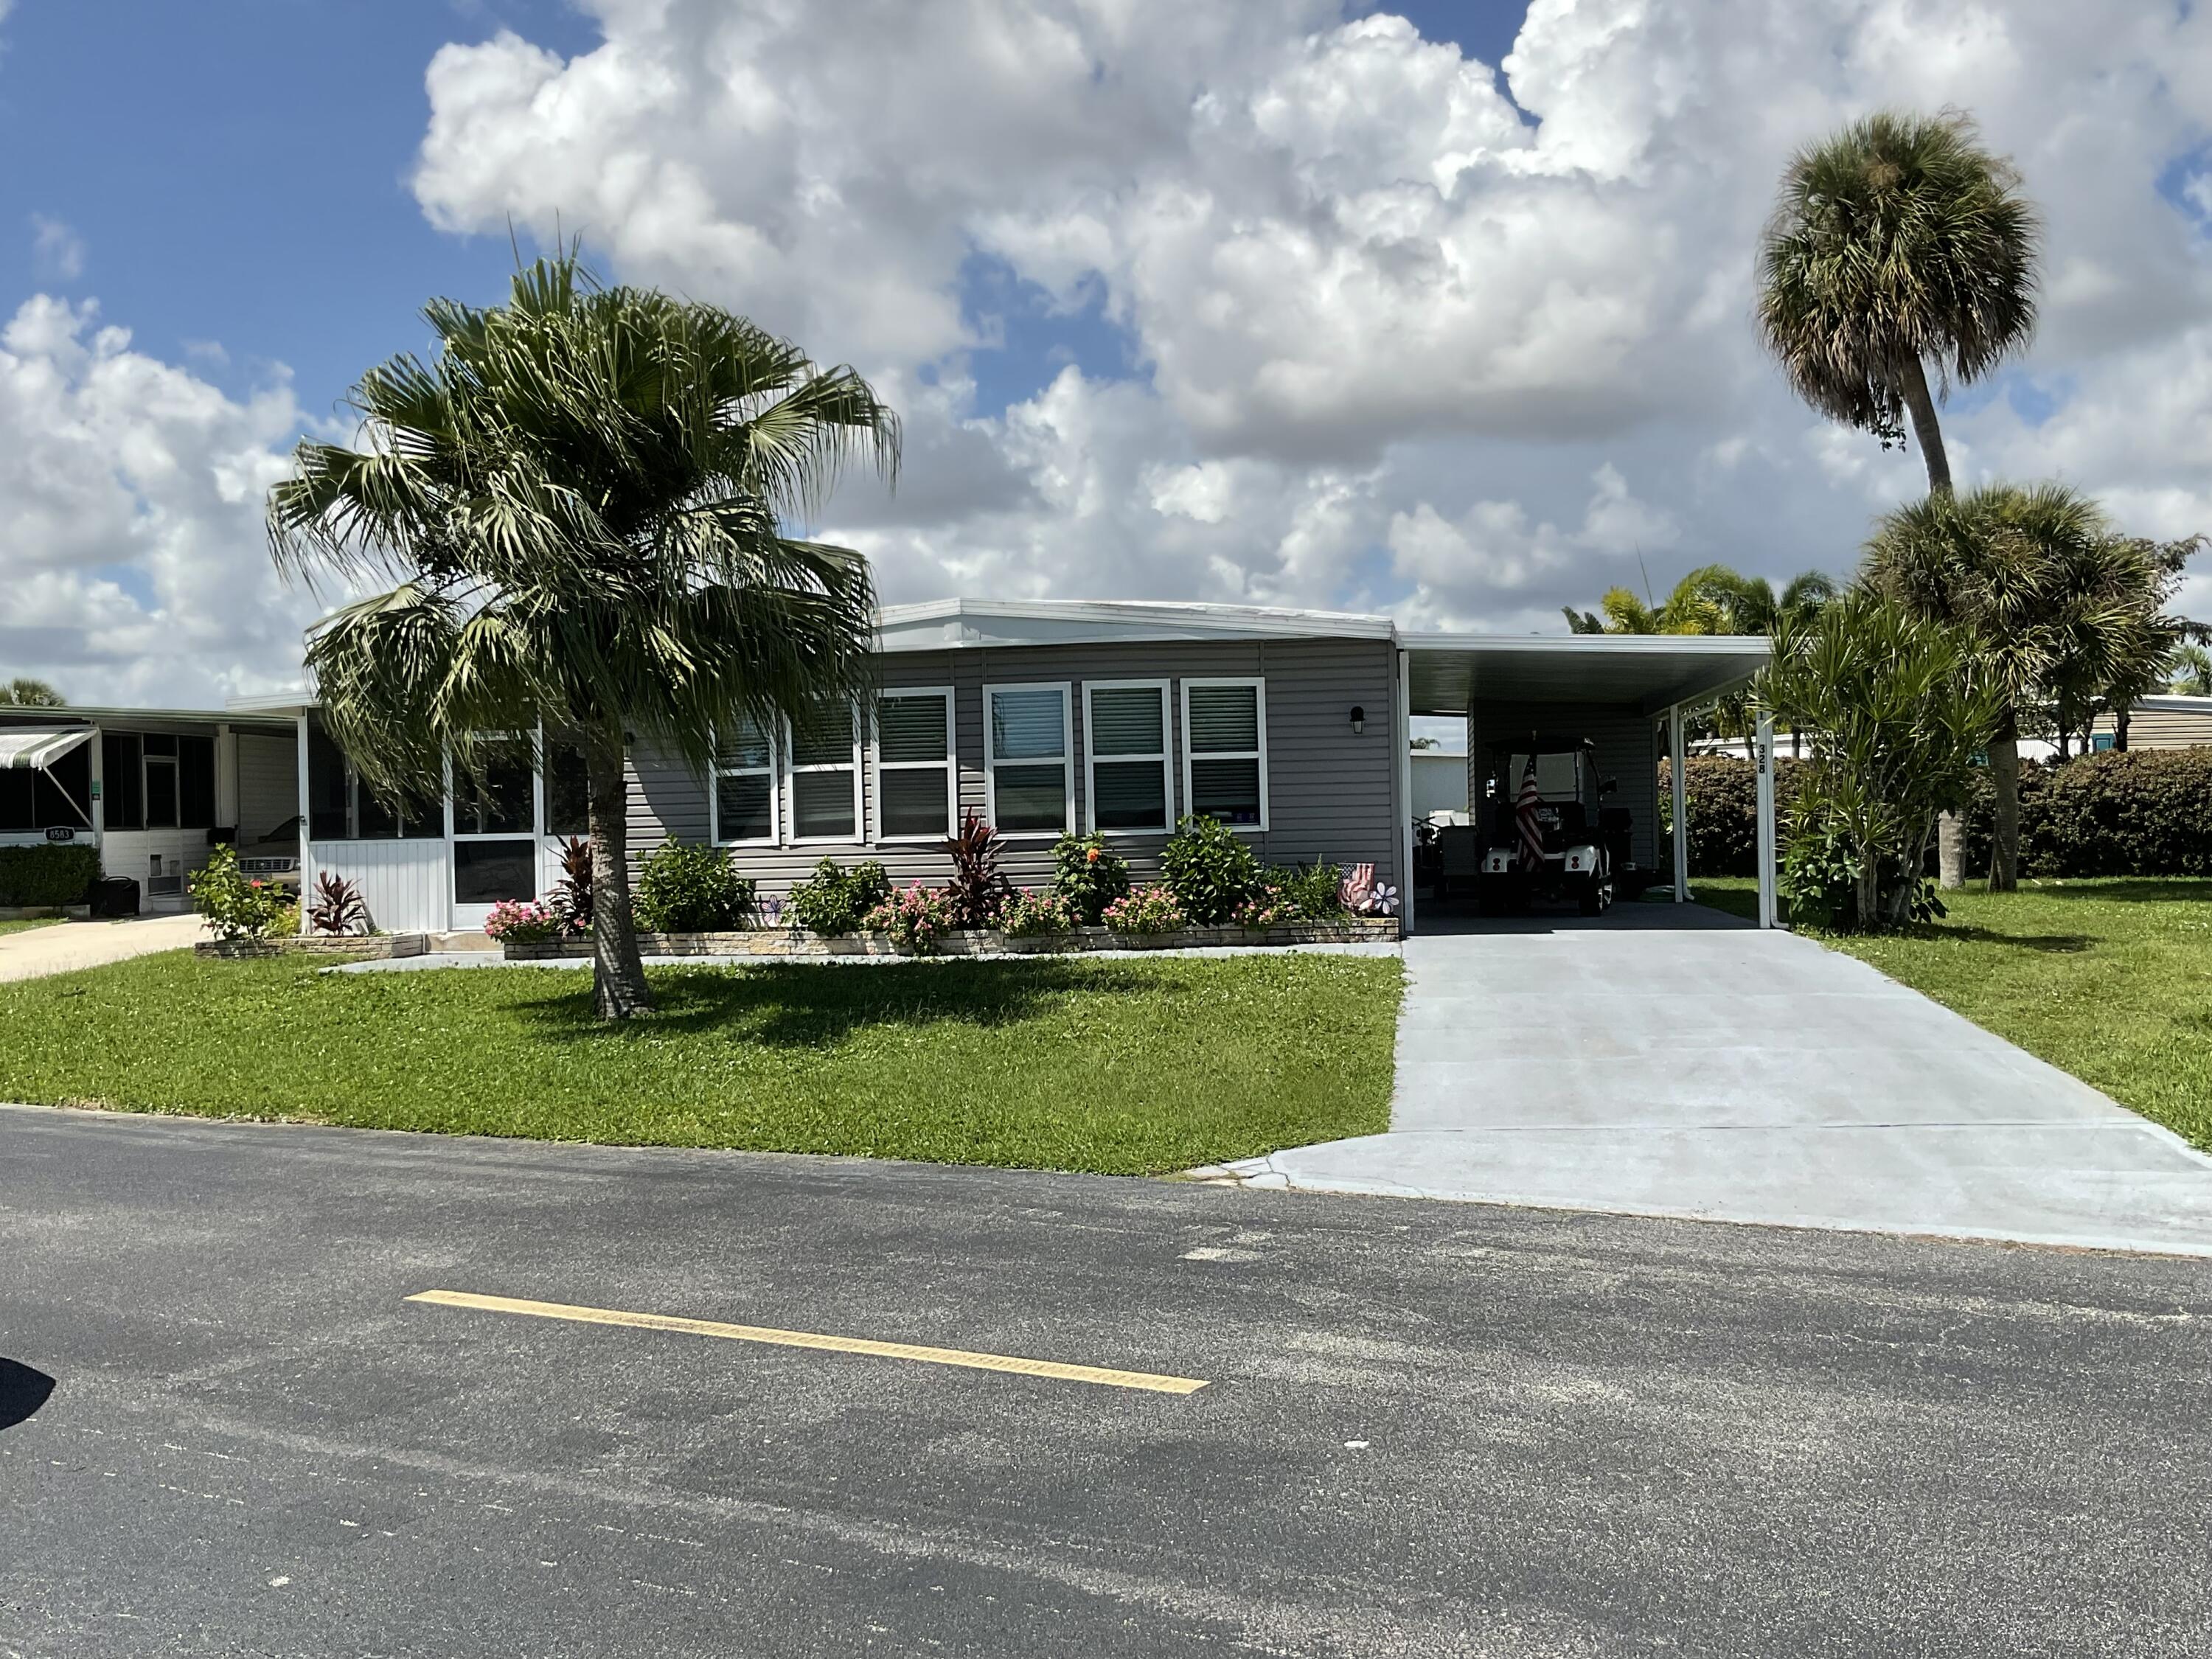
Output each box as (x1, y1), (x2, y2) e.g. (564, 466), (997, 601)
(0, 913), (205, 982)
(1225, 902), (2212, 1257)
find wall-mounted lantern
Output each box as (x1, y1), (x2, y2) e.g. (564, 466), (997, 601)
(1349, 705), (1366, 736)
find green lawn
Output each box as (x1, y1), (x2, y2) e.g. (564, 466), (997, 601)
(0, 951), (1401, 1175)
(1697, 874), (2212, 1151)
(0, 917), (62, 936)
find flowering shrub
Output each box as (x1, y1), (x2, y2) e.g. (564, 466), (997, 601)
(863, 882), (958, 953)
(999, 888), (1079, 936)
(1273, 860), (1349, 919)
(483, 899), (566, 944)
(1049, 832), (1130, 923)
(1232, 883), (1298, 926)
(190, 844), (296, 942)
(1102, 883), (1186, 934)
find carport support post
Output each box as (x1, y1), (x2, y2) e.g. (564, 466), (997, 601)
(1755, 709), (1778, 930)
(1668, 704), (1689, 902)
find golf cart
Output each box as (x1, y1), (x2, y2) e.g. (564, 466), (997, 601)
(1474, 737), (1625, 917)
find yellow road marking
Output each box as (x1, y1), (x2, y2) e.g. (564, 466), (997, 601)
(407, 1289), (1209, 1396)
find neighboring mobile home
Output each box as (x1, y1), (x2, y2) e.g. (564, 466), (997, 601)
(261, 599), (1773, 936)
(2092, 695), (2212, 751)
(0, 706), (300, 908)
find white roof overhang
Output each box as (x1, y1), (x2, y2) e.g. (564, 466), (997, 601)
(1402, 634), (1770, 717)
(0, 726), (96, 770)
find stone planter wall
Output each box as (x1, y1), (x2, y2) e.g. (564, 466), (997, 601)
(0, 905), (66, 921)
(195, 933), (431, 961)
(503, 919), (1399, 961)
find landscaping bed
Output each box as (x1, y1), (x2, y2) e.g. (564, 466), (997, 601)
(1697, 874), (2212, 1151)
(502, 919), (1399, 959)
(194, 933), (430, 961)
(0, 951), (1402, 1176)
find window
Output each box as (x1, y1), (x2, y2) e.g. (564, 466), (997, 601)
(178, 736), (216, 829)
(874, 689), (955, 841)
(142, 734), (178, 829)
(0, 737), (91, 832)
(543, 740), (591, 838)
(305, 716), (436, 840)
(713, 714), (779, 845)
(788, 704), (861, 841)
(102, 733), (144, 830)
(985, 684), (1071, 836)
(1084, 681), (1170, 833)
(453, 840), (536, 904)
(1182, 678), (1267, 830)
(453, 745), (535, 835)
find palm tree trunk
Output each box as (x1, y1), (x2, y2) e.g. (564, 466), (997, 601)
(1897, 355), (1952, 498)
(2115, 706), (2131, 751)
(585, 743), (652, 1019)
(1936, 813), (1964, 891)
(1988, 707), (2021, 893)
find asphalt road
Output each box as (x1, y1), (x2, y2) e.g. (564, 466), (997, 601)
(3, 1104), (2209, 1658)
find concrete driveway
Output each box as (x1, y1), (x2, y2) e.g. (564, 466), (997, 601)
(1234, 902), (2212, 1257)
(0, 912), (206, 982)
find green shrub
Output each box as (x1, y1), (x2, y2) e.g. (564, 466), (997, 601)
(189, 844), (296, 942)
(1158, 815), (1261, 925)
(787, 856), (891, 934)
(1961, 751), (2212, 877)
(1049, 832), (1131, 924)
(1660, 756), (1809, 877)
(1000, 888), (1079, 936)
(633, 841), (756, 931)
(0, 843), (99, 906)
(1272, 860), (1347, 919)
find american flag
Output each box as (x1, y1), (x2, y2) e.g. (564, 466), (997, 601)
(1516, 754), (1545, 873)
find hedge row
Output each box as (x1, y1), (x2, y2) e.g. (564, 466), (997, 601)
(0, 843), (100, 905)
(1668, 749), (2212, 878)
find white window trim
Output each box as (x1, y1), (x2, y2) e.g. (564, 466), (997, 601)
(870, 686), (957, 844)
(712, 718), (782, 847)
(1180, 677), (1270, 833)
(1082, 678), (1172, 836)
(785, 703), (865, 846)
(984, 681), (1074, 840)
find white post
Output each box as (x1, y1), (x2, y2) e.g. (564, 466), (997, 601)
(1756, 709), (1777, 930)
(1396, 649), (1416, 937)
(87, 723), (105, 858)
(1669, 704), (1689, 902)
(295, 713), (313, 934)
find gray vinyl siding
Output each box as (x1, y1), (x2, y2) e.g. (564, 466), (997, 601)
(624, 637), (1403, 896)
(1464, 700), (1661, 872)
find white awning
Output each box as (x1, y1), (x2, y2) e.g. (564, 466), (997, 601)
(0, 726), (94, 771)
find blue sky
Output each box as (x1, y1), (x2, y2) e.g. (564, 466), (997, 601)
(4, 0), (2206, 703)
(0, 0), (1528, 428)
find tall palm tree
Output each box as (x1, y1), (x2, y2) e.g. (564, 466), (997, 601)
(1864, 483), (2154, 889)
(1757, 109), (2040, 498)
(268, 254), (897, 1018)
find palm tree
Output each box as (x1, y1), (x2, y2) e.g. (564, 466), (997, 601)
(1863, 483), (2161, 889)
(0, 677), (65, 706)
(268, 254), (897, 1019)
(2171, 642), (2212, 698)
(1757, 109), (2040, 498)
(1563, 565), (1835, 753)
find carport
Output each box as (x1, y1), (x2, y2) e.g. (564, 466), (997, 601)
(1396, 633), (1777, 932)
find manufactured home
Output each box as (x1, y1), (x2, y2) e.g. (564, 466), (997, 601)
(254, 600), (1773, 936)
(0, 706), (299, 908)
